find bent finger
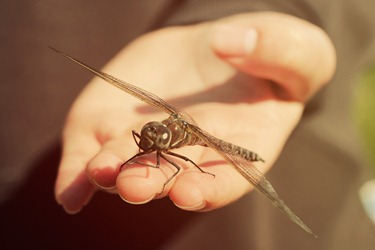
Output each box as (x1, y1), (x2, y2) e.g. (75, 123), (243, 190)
(169, 148), (253, 211)
(211, 12), (336, 101)
(86, 136), (134, 190)
(55, 131), (100, 214)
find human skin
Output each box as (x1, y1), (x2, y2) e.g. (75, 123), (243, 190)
(54, 12), (336, 214)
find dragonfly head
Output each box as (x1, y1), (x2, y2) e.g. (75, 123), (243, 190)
(139, 121), (172, 151)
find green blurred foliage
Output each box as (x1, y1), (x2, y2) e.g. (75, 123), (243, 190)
(354, 65), (375, 174)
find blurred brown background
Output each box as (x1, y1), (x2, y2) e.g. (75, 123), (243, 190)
(1, 1), (375, 249)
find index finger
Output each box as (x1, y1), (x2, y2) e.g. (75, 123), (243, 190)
(55, 130), (100, 214)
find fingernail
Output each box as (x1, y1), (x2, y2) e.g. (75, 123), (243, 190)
(90, 171), (117, 190)
(174, 200), (207, 211)
(211, 25), (258, 56)
(120, 194), (156, 205)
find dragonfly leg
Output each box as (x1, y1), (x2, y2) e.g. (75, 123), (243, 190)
(131, 130), (142, 152)
(131, 151), (162, 169)
(158, 152), (181, 195)
(120, 151), (152, 171)
(124, 151), (180, 194)
(166, 151), (215, 178)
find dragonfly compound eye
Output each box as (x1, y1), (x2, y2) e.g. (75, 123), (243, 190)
(140, 122), (172, 151)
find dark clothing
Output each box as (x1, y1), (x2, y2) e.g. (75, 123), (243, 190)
(1, 0), (374, 249)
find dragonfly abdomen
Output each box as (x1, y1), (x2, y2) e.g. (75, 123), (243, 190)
(222, 140), (264, 162)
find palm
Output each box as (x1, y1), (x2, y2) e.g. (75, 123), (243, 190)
(55, 13), (334, 214)
(61, 45), (302, 211)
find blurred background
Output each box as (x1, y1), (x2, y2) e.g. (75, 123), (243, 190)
(1, 1), (374, 249)
(356, 66), (375, 224)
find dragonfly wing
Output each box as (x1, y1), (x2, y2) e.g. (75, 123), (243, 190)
(187, 123), (316, 236)
(50, 47), (181, 116)
(52, 47), (314, 236)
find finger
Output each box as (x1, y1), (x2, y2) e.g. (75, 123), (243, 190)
(210, 12), (336, 101)
(55, 131), (100, 214)
(86, 138), (131, 190)
(89, 134), (180, 204)
(169, 148), (253, 211)
(116, 152), (183, 204)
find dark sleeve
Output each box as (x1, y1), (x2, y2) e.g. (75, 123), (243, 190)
(155, 0), (321, 25)
(158, 0), (375, 65)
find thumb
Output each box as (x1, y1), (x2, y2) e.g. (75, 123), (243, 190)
(210, 12), (336, 101)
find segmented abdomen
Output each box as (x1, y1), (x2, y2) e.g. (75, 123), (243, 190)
(223, 141), (264, 162)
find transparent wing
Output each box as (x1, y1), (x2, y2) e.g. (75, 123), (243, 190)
(50, 47), (197, 124)
(187, 123), (316, 237)
(52, 47), (314, 236)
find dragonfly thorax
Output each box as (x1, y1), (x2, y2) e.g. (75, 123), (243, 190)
(139, 121), (172, 151)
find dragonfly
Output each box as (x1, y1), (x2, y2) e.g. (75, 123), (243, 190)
(51, 47), (316, 237)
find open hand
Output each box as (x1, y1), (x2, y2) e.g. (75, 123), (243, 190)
(54, 12), (335, 213)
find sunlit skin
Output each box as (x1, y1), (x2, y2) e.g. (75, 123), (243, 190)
(54, 12), (336, 232)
